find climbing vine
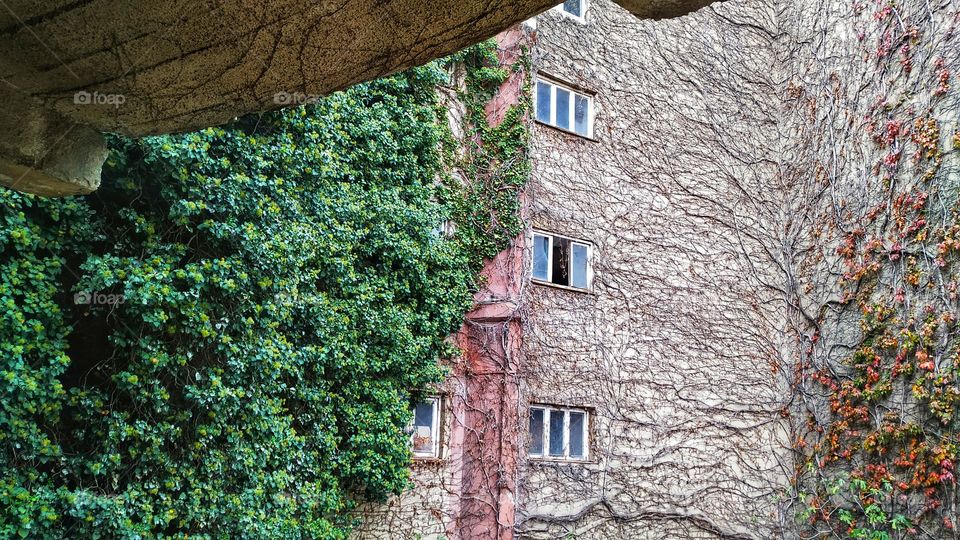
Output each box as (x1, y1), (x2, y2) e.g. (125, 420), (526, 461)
(0, 41), (526, 539)
(353, 36), (533, 539)
(792, 1), (959, 538)
(440, 39), (531, 265)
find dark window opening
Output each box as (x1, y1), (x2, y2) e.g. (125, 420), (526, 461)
(551, 237), (570, 286)
(532, 231), (591, 291)
(529, 408), (545, 455)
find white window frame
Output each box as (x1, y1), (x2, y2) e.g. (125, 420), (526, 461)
(529, 405), (590, 461)
(531, 230), (593, 291)
(431, 220), (456, 239)
(410, 397), (441, 459)
(553, 0), (587, 21)
(534, 78), (595, 138)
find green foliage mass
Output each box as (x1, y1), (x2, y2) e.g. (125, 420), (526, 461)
(441, 40), (530, 264)
(0, 45), (527, 539)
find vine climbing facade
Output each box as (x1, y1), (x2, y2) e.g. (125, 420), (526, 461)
(357, 0), (959, 538)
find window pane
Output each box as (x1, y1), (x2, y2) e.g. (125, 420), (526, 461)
(551, 237), (570, 286)
(555, 88), (571, 130)
(549, 410), (565, 456)
(571, 243), (589, 289)
(536, 82), (552, 123)
(533, 234), (550, 280)
(414, 401), (434, 427)
(575, 94), (590, 136)
(569, 411), (585, 458)
(563, 0), (582, 16)
(412, 401), (435, 454)
(529, 408), (544, 455)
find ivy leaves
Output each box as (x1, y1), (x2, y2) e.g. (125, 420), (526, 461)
(0, 56), (506, 538)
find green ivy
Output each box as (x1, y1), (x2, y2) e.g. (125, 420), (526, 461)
(440, 39), (530, 264)
(0, 42), (529, 539)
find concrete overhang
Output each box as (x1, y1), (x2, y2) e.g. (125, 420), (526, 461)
(0, 0), (717, 196)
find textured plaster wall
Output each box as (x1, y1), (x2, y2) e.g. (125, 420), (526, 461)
(780, 0), (960, 372)
(515, 2), (792, 538)
(779, 0), (960, 536)
(518, 0), (960, 537)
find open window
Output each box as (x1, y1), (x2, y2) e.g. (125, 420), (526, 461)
(529, 405), (589, 461)
(535, 78), (594, 138)
(532, 231), (592, 290)
(553, 0), (587, 20)
(410, 397), (441, 458)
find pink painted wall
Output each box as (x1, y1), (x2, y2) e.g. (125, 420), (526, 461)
(447, 25), (531, 540)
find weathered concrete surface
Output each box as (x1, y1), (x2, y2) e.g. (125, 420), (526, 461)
(0, 86), (107, 195)
(0, 0), (718, 196)
(614, 0), (718, 19)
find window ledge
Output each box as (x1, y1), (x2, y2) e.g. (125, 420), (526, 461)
(528, 456), (594, 464)
(534, 120), (599, 142)
(411, 456), (444, 466)
(531, 278), (594, 295)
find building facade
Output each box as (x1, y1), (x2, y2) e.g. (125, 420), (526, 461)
(516, 1), (790, 537)
(357, 1), (790, 538)
(357, 0), (960, 536)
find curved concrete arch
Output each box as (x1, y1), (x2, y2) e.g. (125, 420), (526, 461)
(0, 0), (718, 195)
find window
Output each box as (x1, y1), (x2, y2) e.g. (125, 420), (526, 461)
(410, 397), (441, 458)
(554, 0), (586, 20)
(535, 79), (594, 137)
(431, 220), (456, 240)
(529, 405), (589, 460)
(532, 231), (592, 290)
